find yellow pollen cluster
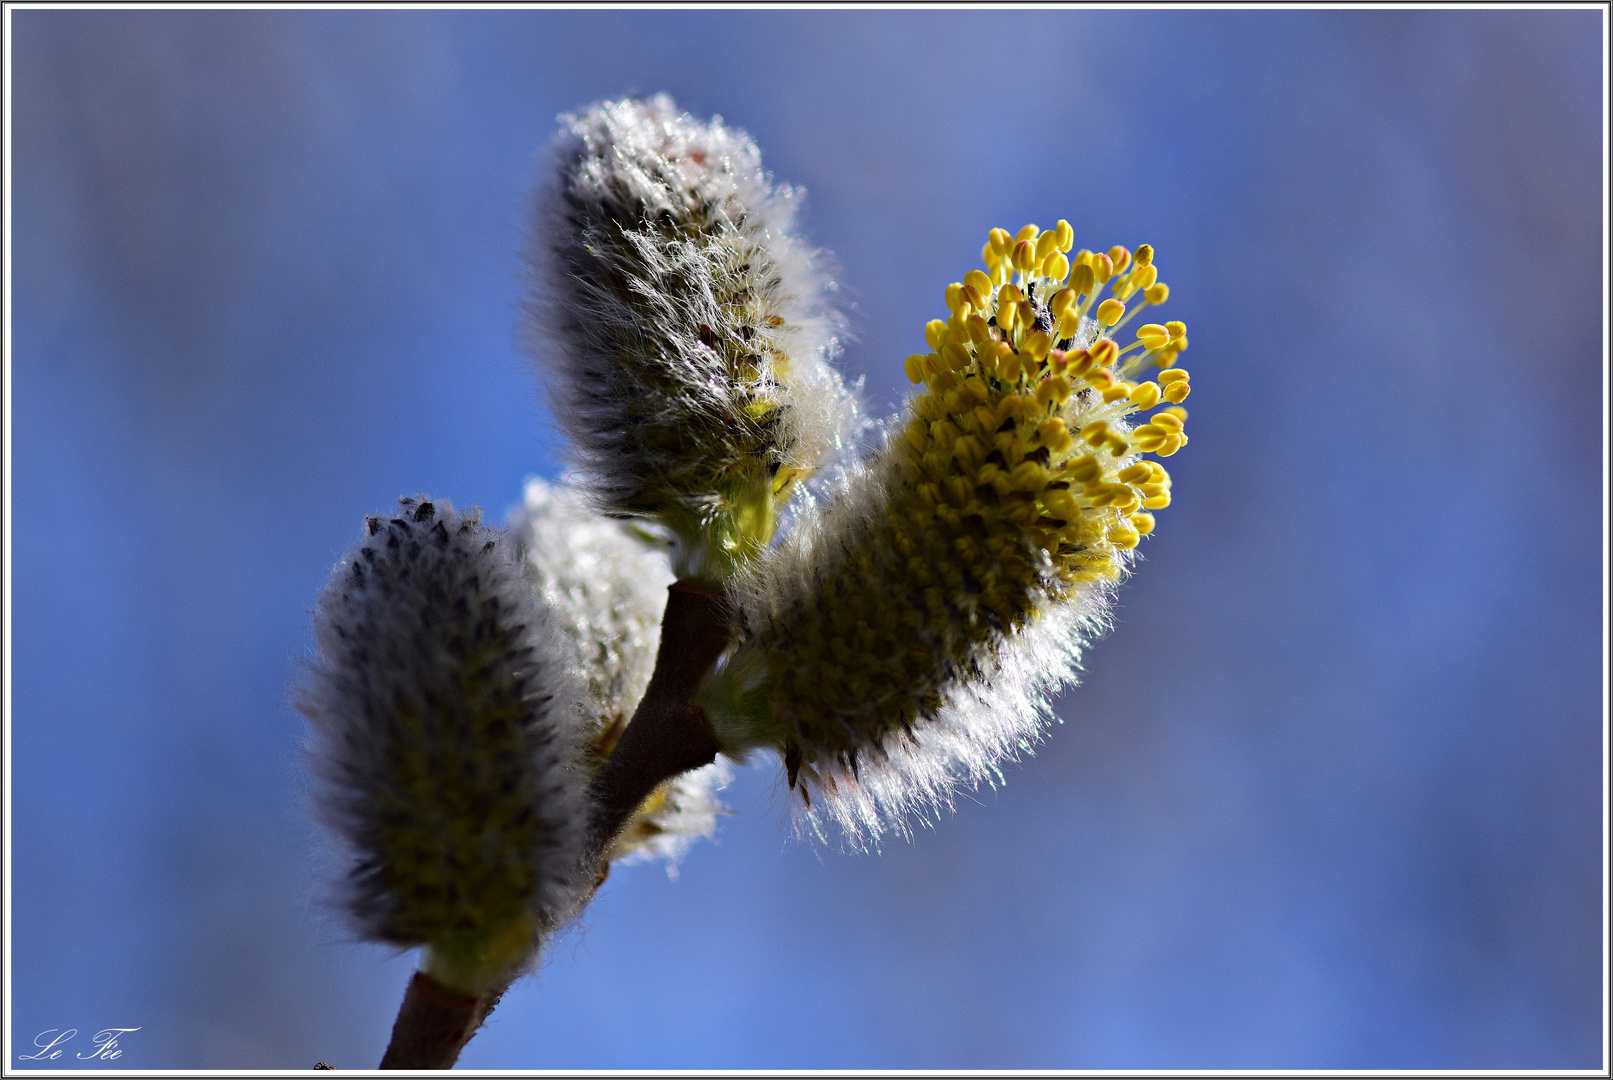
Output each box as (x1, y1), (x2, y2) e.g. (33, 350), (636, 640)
(911, 222), (1190, 571)
(740, 224), (1195, 783)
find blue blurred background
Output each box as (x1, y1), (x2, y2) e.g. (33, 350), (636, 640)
(10, 8), (1604, 1070)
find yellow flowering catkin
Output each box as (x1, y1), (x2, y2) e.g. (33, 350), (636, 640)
(705, 225), (1194, 842)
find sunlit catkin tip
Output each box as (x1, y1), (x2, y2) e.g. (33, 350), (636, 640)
(300, 497), (592, 992)
(530, 94), (860, 580)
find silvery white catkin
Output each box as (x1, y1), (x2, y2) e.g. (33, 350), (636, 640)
(299, 497), (592, 992)
(508, 477), (730, 868)
(527, 94), (860, 578)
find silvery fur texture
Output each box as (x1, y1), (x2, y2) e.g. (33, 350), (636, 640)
(300, 497), (592, 949)
(527, 94), (859, 566)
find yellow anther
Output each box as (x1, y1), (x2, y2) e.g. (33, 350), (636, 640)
(1017, 299), (1036, 329)
(1036, 375), (1072, 407)
(1092, 252), (1114, 284)
(973, 404), (997, 432)
(933, 418), (961, 445)
(1134, 244), (1154, 267)
(904, 354), (926, 384)
(1162, 405), (1188, 421)
(1011, 461), (1048, 492)
(954, 435), (985, 467)
(997, 299), (1020, 331)
(1055, 219), (1074, 251)
(1042, 252), (1070, 281)
(989, 228), (1014, 256)
(1151, 411), (1183, 432)
(1096, 298), (1126, 325)
(1043, 489), (1079, 521)
(1011, 239), (1038, 273)
(998, 283), (1024, 306)
(1102, 382), (1133, 403)
(1089, 338), (1119, 367)
(981, 241), (1000, 268)
(1065, 456), (1101, 483)
(1156, 436), (1183, 457)
(904, 418), (929, 451)
(1108, 247), (1132, 274)
(1055, 311), (1081, 340)
(942, 343), (971, 372)
(1015, 224), (1039, 242)
(1145, 283), (1170, 304)
(1136, 324), (1170, 351)
(925, 319), (948, 350)
(1157, 367), (1189, 383)
(1110, 525), (1140, 550)
(1068, 263), (1096, 297)
(967, 314), (993, 351)
(1049, 288), (1077, 316)
(1038, 417), (1071, 449)
(1130, 512), (1156, 535)
(1023, 330), (1052, 360)
(963, 375), (990, 404)
(1162, 380), (1190, 403)
(1080, 420), (1111, 447)
(1118, 463), (1153, 484)
(1110, 485), (1139, 510)
(995, 394), (1028, 424)
(993, 351), (1019, 384)
(965, 269), (993, 299)
(1107, 434), (1131, 457)
(994, 430), (1026, 464)
(1084, 367), (1115, 389)
(1165, 321), (1186, 340)
(1131, 264), (1158, 292)
(1035, 230), (1061, 262)
(1142, 492), (1171, 509)
(1129, 381), (1162, 409)
(945, 282), (967, 313)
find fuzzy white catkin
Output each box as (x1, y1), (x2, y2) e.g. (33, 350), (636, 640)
(527, 94), (860, 577)
(508, 477), (730, 867)
(299, 497), (592, 984)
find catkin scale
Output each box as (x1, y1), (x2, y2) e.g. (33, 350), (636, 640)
(299, 497), (591, 991)
(528, 95), (859, 578)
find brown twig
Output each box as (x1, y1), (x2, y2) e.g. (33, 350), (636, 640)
(378, 971), (483, 1070)
(374, 580), (733, 1070)
(585, 581), (730, 853)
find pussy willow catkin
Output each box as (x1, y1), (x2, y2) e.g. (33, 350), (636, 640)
(705, 225), (1194, 843)
(529, 95), (859, 580)
(509, 478), (729, 867)
(299, 498), (591, 994)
